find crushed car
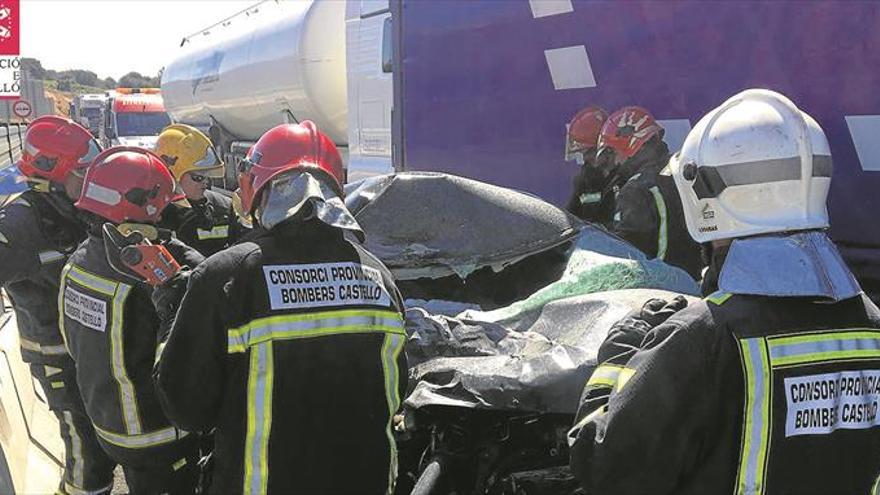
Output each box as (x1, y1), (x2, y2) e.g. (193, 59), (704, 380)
(346, 172), (699, 494)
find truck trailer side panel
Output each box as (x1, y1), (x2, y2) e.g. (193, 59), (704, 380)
(393, 0), (880, 283)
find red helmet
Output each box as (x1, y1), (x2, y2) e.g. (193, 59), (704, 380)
(238, 121), (344, 214)
(597, 106), (664, 164)
(566, 106), (608, 156)
(76, 147), (181, 224)
(18, 116), (101, 184)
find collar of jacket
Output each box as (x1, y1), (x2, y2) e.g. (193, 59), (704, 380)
(611, 139), (671, 189)
(716, 230), (861, 302)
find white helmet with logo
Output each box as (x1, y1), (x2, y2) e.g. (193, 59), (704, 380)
(670, 89), (832, 243)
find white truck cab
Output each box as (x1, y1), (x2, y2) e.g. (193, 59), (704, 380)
(344, 0), (394, 182)
(100, 88), (170, 150)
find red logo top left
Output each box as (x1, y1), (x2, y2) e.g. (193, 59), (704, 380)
(0, 1), (20, 56)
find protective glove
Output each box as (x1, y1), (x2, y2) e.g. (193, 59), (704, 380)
(597, 296), (689, 365)
(151, 268), (192, 340)
(574, 296), (690, 423)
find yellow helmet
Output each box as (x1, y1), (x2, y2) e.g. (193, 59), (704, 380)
(155, 124), (225, 181)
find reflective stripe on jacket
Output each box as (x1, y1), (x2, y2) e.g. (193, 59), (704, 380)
(570, 292), (880, 495)
(60, 234), (202, 451)
(157, 219), (408, 495)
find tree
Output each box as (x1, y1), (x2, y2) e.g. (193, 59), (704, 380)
(118, 71), (155, 89)
(68, 70), (99, 88)
(56, 77), (73, 92)
(103, 77), (117, 89)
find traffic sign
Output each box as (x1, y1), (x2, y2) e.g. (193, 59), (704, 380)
(12, 99), (30, 118)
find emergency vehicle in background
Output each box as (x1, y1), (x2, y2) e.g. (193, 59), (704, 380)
(70, 93), (106, 136)
(98, 88), (170, 150)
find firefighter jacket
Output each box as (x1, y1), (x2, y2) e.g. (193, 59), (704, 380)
(0, 191), (85, 363)
(569, 291), (880, 494)
(161, 189), (238, 257)
(611, 159), (703, 280)
(156, 218), (408, 495)
(60, 232), (204, 453)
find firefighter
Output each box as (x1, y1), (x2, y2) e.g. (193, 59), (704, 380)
(563, 105), (612, 223)
(597, 106), (702, 279)
(0, 116), (117, 495)
(156, 124), (239, 257)
(569, 89), (880, 494)
(60, 147), (204, 494)
(154, 121), (407, 495)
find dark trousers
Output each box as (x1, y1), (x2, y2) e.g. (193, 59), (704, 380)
(30, 361), (117, 495)
(98, 434), (200, 495)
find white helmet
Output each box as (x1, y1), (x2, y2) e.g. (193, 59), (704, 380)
(670, 89), (832, 243)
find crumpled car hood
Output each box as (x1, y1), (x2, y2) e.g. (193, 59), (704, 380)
(346, 172), (582, 280)
(405, 288), (697, 414)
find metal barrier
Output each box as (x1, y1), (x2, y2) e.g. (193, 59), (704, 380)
(0, 122), (28, 169)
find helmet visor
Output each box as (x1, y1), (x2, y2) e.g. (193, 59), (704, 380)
(76, 138), (102, 171)
(194, 146), (225, 178)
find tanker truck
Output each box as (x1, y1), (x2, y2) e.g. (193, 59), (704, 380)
(162, 0), (880, 289)
(161, 0), (350, 185)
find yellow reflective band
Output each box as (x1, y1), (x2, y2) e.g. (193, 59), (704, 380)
(586, 364), (624, 389)
(44, 365), (62, 377)
(578, 192), (602, 206)
(50, 381), (65, 389)
(63, 481), (114, 495)
(19, 337), (68, 356)
(381, 333), (404, 494)
(63, 411), (85, 490)
(228, 309), (404, 353)
(172, 458), (187, 471)
(767, 330), (880, 367)
(0, 231), (7, 244)
(567, 405), (608, 446)
(67, 265), (118, 297)
(196, 224), (229, 240)
(64, 264), (149, 436)
(649, 186), (668, 260)
(58, 264), (71, 350)
(614, 368), (637, 392)
(108, 283), (141, 435)
(243, 341), (274, 495)
(706, 291), (733, 306)
(736, 337), (772, 495)
(873, 473), (880, 495)
(38, 250), (64, 265)
(768, 329), (880, 347)
(93, 423), (187, 449)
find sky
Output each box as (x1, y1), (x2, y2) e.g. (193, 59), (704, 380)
(21, 0), (257, 80)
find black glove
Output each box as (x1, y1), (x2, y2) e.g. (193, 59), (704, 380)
(151, 268), (192, 339)
(181, 200), (215, 232)
(597, 296), (689, 364)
